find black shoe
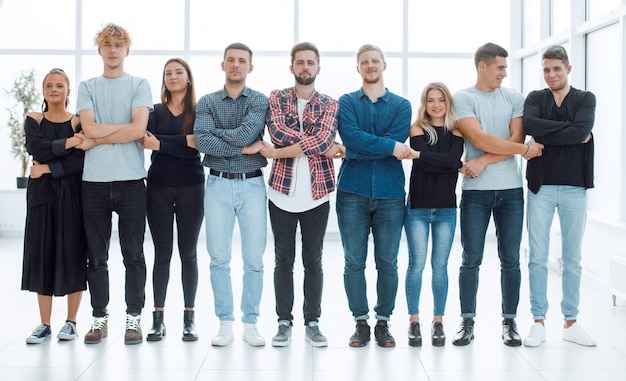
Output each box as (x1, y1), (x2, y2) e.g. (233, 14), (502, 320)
(431, 322), (446, 347)
(452, 318), (474, 346)
(349, 320), (370, 347)
(374, 320), (396, 348)
(182, 310), (198, 342)
(502, 318), (522, 347)
(408, 322), (422, 347)
(147, 311), (166, 342)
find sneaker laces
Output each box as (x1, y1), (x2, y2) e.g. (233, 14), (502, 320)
(307, 324), (321, 336)
(59, 322), (75, 335)
(126, 315), (140, 331)
(90, 316), (107, 332)
(32, 324), (49, 336)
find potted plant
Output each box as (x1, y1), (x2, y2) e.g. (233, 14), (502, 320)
(5, 69), (40, 188)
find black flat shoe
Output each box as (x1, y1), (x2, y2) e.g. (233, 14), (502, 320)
(502, 318), (522, 347)
(452, 318), (474, 346)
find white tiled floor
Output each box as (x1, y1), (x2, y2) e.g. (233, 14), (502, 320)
(2, 231), (626, 380)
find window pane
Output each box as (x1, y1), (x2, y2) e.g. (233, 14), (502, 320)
(81, 0), (185, 50)
(0, 0), (76, 49)
(409, 0), (510, 53)
(551, 0), (570, 35)
(587, 0), (623, 19)
(585, 24), (622, 220)
(522, 54), (541, 96)
(300, 0), (403, 52)
(189, 0), (293, 51)
(523, 0), (541, 47)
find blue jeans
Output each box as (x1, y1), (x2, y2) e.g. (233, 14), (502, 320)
(269, 201), (329, 325)
(336, 190), (405, 320)
(204, 174), (266, 324)
(405, 206), (456, 317)
(147, 183), (204, 309)
(527, 185), (586, 321)
(82, 180), (147, 317)
(459, 188), (523, 319)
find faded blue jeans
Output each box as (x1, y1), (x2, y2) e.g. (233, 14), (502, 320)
(527, 185), (586, 321)
(336, 190), (405, 320)
(405, 206), (456, 317)
(458, 188), (523, 319)
(204, 174), (267, 324)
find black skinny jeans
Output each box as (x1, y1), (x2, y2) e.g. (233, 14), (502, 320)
(147, 183), (204, 309)
(269, 200), (329, 325)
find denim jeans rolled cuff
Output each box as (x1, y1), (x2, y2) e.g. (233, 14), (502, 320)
(458, 188), (523, 318)
(337, 190), (404, 320)
(374, 315), (390, 321)
(354, 314), (369, 321)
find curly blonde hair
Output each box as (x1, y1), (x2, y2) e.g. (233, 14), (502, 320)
(94, 23), (132, 48)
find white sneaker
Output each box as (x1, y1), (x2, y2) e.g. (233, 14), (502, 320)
(562, 323), (597, 346)
(242, 322), (265, 347)
(212, 320), (234, 346)
(523, 322), (546, 347)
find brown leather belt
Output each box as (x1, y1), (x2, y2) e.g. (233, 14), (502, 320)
(209, 169), (262, 180)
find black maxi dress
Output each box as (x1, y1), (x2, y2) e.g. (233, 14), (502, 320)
(21, 115), (87, 296)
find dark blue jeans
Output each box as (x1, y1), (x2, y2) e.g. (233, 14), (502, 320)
(83, 180), (147, 317)
(269, 201), (329, 325)
(459, 188), (523, 319)
(147, 183), (204, 309)
(336, 190), (405, 320)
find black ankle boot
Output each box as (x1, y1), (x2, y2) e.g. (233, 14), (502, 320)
(182, 310), (198, 342)
(146, 310), (166, 341)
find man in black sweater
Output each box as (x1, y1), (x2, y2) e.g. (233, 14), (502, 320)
(522, 45), (596, 347)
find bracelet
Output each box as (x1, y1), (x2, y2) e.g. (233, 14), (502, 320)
(523, 143), (530, 156)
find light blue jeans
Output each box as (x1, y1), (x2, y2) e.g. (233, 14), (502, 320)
(204, 174), (267, 324)
(527, 185), (586, 321)
(404, 207), (456, 317)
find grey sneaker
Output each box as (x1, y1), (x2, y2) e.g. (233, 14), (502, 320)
(271, 320), (292, 347)
(84, 315), (108, 344)
(57, 321), (77, 341)
(124, 314), (143, 345)
(26, 324), (52, 344)
(305, 321), (328, 347)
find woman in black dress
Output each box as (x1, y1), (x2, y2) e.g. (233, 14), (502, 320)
(22, 68), (88, 344)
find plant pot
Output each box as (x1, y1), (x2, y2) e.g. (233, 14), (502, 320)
(16, 176), (29, 189)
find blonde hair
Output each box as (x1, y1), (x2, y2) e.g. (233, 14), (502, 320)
(356, 44), (385, 63)
(94, 23), (132, 48)
(413, 82), (457, 144)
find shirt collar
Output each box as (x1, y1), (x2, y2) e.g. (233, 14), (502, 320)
(219, 86), (250, 100)
(357, 87), (390, 103)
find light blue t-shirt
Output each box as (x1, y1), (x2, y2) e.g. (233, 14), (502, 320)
(453, 86), (524, 191)
(76, 73), (152, 182)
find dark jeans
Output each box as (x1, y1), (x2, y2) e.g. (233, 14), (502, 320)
(336, 190), (405, 320)
(269, 200), (329, 325)
(459, 188), (523, 319)
(83, 180), (147, 317)
(147, 183), (204, 309)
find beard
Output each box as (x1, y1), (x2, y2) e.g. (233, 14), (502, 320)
(363, 72), (381, 84)
(294, 73), (316, 85)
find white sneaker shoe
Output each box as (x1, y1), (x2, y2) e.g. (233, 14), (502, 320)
(243, 323), (265, 347)
(212, 320), (234, 346)
(524, 322), (546, 347)
(562, 323), (597, 346)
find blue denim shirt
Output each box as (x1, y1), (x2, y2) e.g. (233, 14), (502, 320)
(337, 88), (411, 199)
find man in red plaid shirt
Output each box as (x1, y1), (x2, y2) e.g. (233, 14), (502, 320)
(259, 42), (344, 348)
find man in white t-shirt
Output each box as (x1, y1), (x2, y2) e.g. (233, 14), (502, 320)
(260, 42), (344, 348)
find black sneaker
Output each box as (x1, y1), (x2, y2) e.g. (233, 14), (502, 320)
(349, 320), (370, 347)
(431, 322), (446, 346)
(26, 324), (52, 344)
(408, 322), (422, 347)
(374, 320), (395, 348)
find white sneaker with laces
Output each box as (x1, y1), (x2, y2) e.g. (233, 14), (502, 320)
(242, 322), (265, 347)
(562, 323), (597, 346)
(211, 320), (234, 346)
(523, 322), (546, 347)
